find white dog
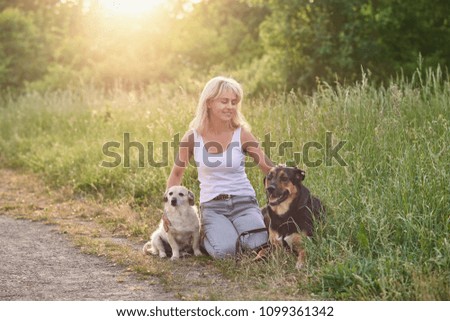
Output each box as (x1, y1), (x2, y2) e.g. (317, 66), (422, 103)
(143, 186), (202, 260)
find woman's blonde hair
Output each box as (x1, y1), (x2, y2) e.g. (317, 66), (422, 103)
(189, 76), (251, 134)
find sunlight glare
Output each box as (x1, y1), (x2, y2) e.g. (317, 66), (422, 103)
(97, 0), (166, 17)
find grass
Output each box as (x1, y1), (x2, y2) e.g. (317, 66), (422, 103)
(1, 67), (449, 300)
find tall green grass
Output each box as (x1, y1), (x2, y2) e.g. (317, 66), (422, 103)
(1, 68), (448, 300)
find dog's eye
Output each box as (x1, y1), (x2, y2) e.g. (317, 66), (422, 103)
(267, 174), (273, 180)
(169, 192), (173, 196)
(280, 176), (289, 182)
(178, 193), (184, 197)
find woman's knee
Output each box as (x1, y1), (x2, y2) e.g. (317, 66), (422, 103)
(203, 236), (236, 259)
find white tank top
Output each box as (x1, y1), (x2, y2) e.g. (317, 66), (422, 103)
(193, 127), (256, 203)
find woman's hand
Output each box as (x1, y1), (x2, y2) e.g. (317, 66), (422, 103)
(166, 131), (194, 188)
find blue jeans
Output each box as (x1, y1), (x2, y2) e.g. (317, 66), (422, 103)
(200, 195), (268, 258)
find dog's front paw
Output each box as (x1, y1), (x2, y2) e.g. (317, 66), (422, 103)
(268, 231), (283, 247)
(253, 247), (269, 262)
(159, 251), (167, 258)
(193, 249), (202, 256)
(295, 250), (306, 270)
(142, 242), (152, 255)
(170, 255), (180, 261)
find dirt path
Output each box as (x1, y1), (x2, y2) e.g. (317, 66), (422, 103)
(0, 168), (250, 301)
(0, 215), (175, 300)
(0, 168), (175, 301)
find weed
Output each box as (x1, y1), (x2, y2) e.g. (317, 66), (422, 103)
(1, 68), (448, 300)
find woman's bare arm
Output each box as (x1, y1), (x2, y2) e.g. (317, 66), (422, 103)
(166, 131), (194, 188)
(241, 128), (274, 174)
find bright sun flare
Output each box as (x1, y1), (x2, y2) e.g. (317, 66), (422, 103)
(97, 0), (166, 17)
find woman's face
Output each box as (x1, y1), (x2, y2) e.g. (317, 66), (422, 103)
(208, 89), (238, 123)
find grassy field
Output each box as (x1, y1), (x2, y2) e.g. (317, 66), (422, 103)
(1, 68), (449, 300)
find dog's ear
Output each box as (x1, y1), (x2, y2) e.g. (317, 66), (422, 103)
(264, 167), (276, 187)
(188, 190), (195, 206)
(294, 168), (305, 182)
(295, 168), (306, 182)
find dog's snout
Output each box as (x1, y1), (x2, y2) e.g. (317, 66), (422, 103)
(170, 198), (177, 206)
(266, 185), (276, 194)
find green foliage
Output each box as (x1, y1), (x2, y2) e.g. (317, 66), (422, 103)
(1, 0), (449, 92)
(0, 8), (48, 91)
(0, 0), (60, 11)
(1, 0), (449, 301)
(174, 0), (268, 72)
(1, 68), (448, 299)
(257, 0), (450, 90)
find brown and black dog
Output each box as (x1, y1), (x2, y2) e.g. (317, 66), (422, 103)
(260, 165), (325, 269)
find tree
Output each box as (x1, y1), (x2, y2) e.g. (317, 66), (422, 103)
(0, 8), (48, 91)
(0, 0), (60, 12)
(172, 0), (269, 75)
(256, 0), (450, 91)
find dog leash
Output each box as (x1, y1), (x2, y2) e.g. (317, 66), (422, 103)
(235, 227), (269, 261)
